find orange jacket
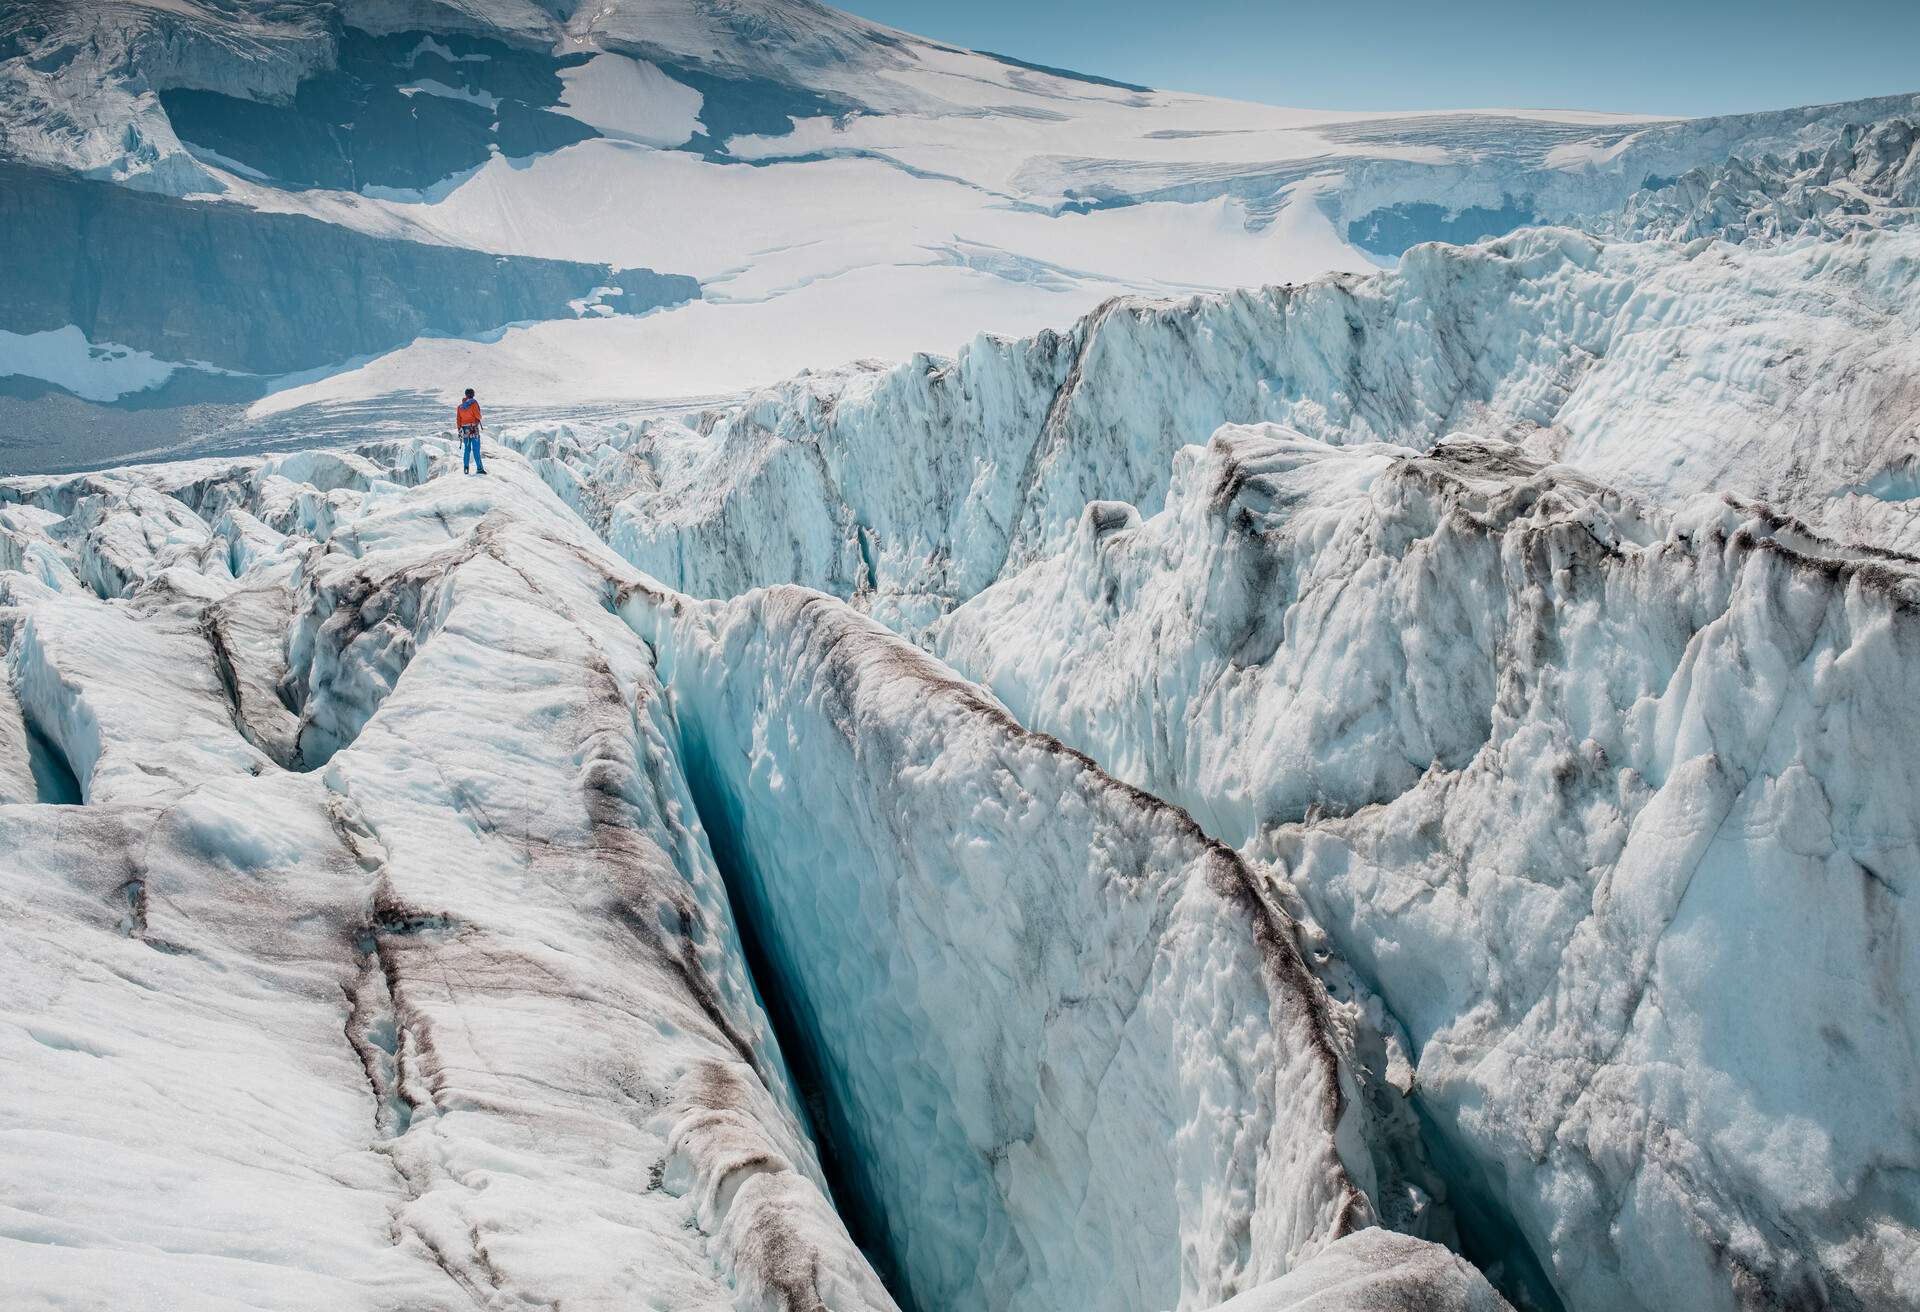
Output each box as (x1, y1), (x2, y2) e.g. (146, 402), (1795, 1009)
(457, 398), (482, 428)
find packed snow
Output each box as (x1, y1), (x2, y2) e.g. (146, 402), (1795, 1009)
(556, 52), (704, 147)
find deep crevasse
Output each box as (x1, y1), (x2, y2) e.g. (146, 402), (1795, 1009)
(0, 442), (1503, 1312)
(621, 580), (1398, 1311)
(486, 189), (1920, 1312)
(0, 450), (896, 1312)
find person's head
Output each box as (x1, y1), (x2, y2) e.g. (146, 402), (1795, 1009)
(464, 388), (475, 399)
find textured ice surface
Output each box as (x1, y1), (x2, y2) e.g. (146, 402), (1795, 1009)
(446, 149), (1920, 1309)
(5, 15), (1918, 1308)
(0, 447), (895, 1311)
(1205, 1228), (1511, 1312)
(1601, 114), (1920, 244)
(0, 439), (1493, 1311)
(932, 428), (1920, 1311)
(621, 581), (1432, 1311)
(515, 221), (1920, 632)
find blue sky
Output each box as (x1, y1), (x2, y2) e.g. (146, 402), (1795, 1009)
(837, 0), (1920, 117)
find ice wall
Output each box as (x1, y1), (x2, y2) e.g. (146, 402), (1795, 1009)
(1331, 94), (1920, 255)
(561, 221), (1920, 633)
(933, 426), (1920, 1312)
(1600, 115), (1920, 243)
(619, 580), (1439, 1312)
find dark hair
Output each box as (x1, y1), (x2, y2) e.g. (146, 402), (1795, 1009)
(464, 388), (475, 398)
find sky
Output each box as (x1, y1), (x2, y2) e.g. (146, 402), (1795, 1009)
(837, 0), (1920, 118)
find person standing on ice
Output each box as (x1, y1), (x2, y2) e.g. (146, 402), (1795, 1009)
(457, 388), (487, 475)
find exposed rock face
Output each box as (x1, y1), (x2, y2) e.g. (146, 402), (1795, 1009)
(157, 27), (604, 192)
(0, 162), (699, 378)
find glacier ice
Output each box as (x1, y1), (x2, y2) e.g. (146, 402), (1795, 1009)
(1, 442), (1494, 1312)
(5, 12), (1920, 1310)
(1600, 114), (1920, 244)
(449, 121), (1920, 1308)
(0, 451), (898, 1311)
(545, 221), (1920, 635)
(620, 581), (1437, 1311)
(927, 426), (1920, 1309)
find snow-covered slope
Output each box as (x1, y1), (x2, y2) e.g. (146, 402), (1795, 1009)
(6, 0), (1914, 473)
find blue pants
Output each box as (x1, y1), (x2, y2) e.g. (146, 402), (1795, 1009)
(462, 430), (485, 474)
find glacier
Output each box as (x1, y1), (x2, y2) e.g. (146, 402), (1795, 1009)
(5, 4), (1920, 1311)
(9, 0), (1917, 474)
(933, 428), (1920, 1310)
(1, 451), (898, 1311)
(1, 444), (1500, 1311)
(622, 582), (1409, 1311)
(359, 96), (1920, 1312)
(542, 219), (1920, 632)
